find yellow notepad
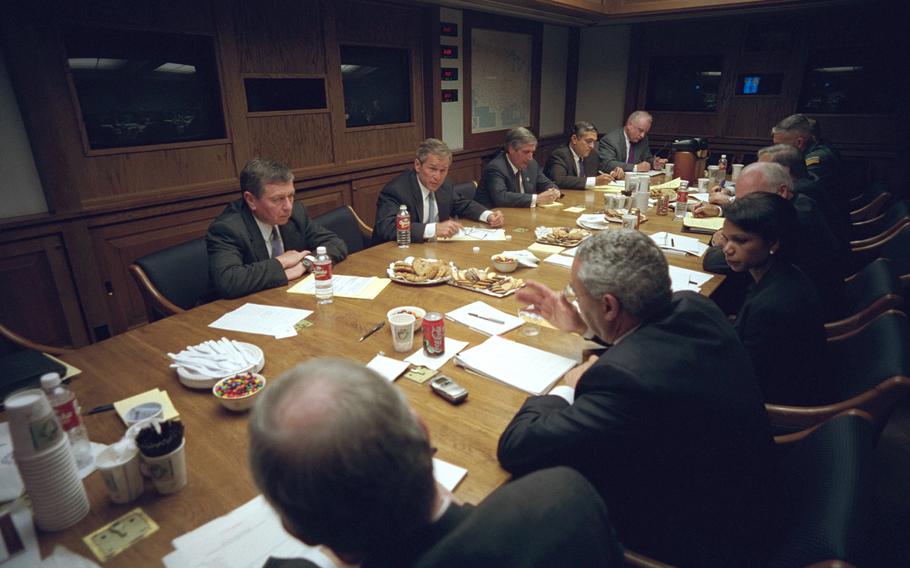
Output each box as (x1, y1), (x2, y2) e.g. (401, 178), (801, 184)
(113, 389), (179, 426)
(527, 242), (566, 255)
(288, 274), (391, 300)
(682, 214), (724, 233)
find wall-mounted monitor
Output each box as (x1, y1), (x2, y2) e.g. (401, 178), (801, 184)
(340, 45), (412, 128)
(645, 56), (722, 112)
(735, 73), (783, 95)
(244, 77), (327, 113)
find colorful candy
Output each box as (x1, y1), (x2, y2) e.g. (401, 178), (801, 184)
(214, 373), (263, 399)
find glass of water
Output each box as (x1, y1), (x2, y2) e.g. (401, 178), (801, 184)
(517, 306), (544, 336)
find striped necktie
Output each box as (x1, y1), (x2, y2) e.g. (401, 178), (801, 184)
(270, 226), (284, 258)
(427, 193), (438, 223)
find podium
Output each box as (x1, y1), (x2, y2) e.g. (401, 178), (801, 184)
(670, 138), (709, 184)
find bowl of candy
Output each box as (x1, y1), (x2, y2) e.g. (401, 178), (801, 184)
(212, 373), (266, 412)
(386, 306), (427, 330)
(491, 255), (519, 273)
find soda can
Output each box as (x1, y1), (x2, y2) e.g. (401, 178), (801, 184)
(656, 195), (669, 216)
(423, 312), (445, 357)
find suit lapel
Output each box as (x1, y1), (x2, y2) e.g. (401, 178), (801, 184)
(240, 204), (271, 261)
(408, 171), (425, 223)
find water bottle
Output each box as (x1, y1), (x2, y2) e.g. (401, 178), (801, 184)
(717, 154), (728, 187)
(396, 205), (411, 248)
(40, 372), (92, 469)
(314, 246), (333, 304)
(675, 180), (690, 220)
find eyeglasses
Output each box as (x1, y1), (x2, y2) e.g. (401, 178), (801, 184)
(563, 283), (577, 303)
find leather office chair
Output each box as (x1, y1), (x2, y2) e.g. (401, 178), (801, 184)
(767, 310), (910, 434)
(622, 410), (873, 568)
(849, 200), (908, 247)
(129, 237), (214, 322)
(845, 224), (910, 277)
(825, 259), (904, 339)
(848, 183), (892, 221)
(312, 206), (372, 254)
(453, 180), (478, 202)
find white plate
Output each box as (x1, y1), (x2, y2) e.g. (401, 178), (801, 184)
(576, 214), (611, 230)
(386, 263), (452, 286)
(175, 342), (265, 390)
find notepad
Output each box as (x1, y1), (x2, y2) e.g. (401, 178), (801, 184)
(446, 301), (523, 336)
(288, 274), (390, 299)
(438, 227), (508, 241)
(455, 336), (577, 395)
(527, 242), (566, 255)
(650, 232), (709, 257)
(113, 389), (179, 427)
(668, 266), (714, 293)
(543, 253), (574, 268)
(682, 214), (724, 234)
(366, 354), (409, 382)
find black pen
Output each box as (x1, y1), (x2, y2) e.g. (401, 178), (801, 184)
(87, 403), (114, 415)
(468, 313), (505, 325)
(358, 321), (385, 342)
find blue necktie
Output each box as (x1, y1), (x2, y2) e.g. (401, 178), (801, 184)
(270, 227), (284, 258)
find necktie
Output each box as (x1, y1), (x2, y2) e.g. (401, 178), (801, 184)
(427, 193), (438, 223)
(270, 226), (284, 258)
(577, 157), (584, 177)
(627, 143), (635, 164)
(515, 170), (524, 193)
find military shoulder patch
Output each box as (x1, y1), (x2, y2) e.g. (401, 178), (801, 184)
(805, 156), (821, 166)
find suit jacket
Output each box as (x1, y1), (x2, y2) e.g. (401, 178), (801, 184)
(702, 193), (846, 319)
(597, 127), (654, 172)
(793, 176), (850, 250)
(734, 260), (832, 405)
(365, 467), (623, 568)
(371, 169), (488, 244)
(474, 151), (555, 208)
(544, 144), (600, 189)
(498, 292), (775, 567)
(804, 139), (849, 214)
(206, 199), (347, 299)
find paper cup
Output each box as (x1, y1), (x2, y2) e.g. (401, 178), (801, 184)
(732, 163), (744, 180)
(664, 163), (674, 177)
(97, 443), (144, 504)
(4, 389), (63, 458)
(697, 178), (710, 190)
(636, 174), (650, 194)
(141, 438), (187, 495)
(389, 313), (416, 353)
(621, 214), (637, 230)
(631, 192), (649, 212)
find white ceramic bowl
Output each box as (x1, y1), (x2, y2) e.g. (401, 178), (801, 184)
(386, 306), (427, 330)
(212, 373), (266, 412)
(491, 255), (519, 273)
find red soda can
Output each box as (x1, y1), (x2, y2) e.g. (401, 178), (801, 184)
(423, 312), (445, 356)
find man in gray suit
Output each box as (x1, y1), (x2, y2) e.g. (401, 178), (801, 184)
(597, 111), (667, 173)
(207, 159), (347, 299)
(545, 121), (625, 189)
(475, 127), (562, 208)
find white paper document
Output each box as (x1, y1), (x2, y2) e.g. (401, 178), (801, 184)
(543, 253), (574, 269)
(439, 227), (507, 241)
(288, 274), (390, 300)
(688, 192), (711, 202)
(455, 335), (577, 395)
(650, 232), (709, 257)
(366, 354), (410, 382)
(209, 303), (313, 338)
(668, 265), (714, 293)
(405, 338), (469, 370)
(446, 301), (523, 336)
(432, 458), (467, 491)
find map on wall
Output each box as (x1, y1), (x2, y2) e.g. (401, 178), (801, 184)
(471, 29), (531, 133)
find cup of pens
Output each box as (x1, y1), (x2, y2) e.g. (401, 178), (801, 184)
(135, 419), (187, 495)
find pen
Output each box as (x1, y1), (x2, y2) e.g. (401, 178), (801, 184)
(671, 238), (676, 248)
(358, 321), (385, 342)
(87, 403), (114, 415)
(468, 313), (505, 325)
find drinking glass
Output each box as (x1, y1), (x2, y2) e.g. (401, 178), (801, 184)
(517, 306), (544, 336)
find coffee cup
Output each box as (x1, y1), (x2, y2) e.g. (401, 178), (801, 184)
(631, 192), (649, 211)
(4, 389), (62, 458)
(140, 438), (187, 495)
(732, 163), (744, 180)
(388, 313), (416, 353)
(697, 178), (710, 191)
(664, 163), (674, 177)
(97, 442), (143, 504)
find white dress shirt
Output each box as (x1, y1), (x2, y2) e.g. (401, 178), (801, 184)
(254, 216), (284, 258)
(569, 146), (596, 188)
(417, 179), (491, 239)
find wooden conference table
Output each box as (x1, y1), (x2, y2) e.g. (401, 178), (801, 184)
(34, 184), (720, 563)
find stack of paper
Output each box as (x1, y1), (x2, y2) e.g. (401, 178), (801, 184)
(543, 253), (574, 269)
(366, 354), (410, 382)
(668, 265), (714, 293)
(439, 227), (507, 241)
(650, 232), (709, 257)
(209, 304), (313, 339)
(455, 336), (577, 395)
(683, 213), (724, 234)
(446, 301), (523, 336)
(527, 242), (565, 255)
(592, 180), (624, 192)
(288, 274), (390, 300)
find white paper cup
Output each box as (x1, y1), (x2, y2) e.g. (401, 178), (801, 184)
(141, 438), (187, 495)
(732, 163), (744, 180)
(631, 192), (649, 211)
(636, 174), (650, 194)
(664, 163), (674, 177)
(697, 178), (710, 190)
(388, 313), (416, 353)
(626, 174), (641, 194)
(97, 443), (144, 504)
(621, 214), (637, 230)
(4, 389), (63, 458)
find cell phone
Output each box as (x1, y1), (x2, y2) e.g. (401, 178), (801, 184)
(430, 376), (468, 405)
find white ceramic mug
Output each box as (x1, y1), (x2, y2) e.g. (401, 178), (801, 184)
(388, 313), (416, 353)
(141, 438), (187, 495)
(97, 443), (143, 504)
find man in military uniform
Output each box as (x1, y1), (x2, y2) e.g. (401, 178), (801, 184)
(771, 114), (848, 214)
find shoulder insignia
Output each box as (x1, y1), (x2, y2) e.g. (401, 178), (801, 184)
(805, 156), (821, 166)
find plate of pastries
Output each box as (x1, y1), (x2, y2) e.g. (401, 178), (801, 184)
(387, 257), (453, 285)
(535, 227), (591, 247)
(603, 209), (649, 224)
(649, 187), (678, 202)
(449, 266), (524, 297)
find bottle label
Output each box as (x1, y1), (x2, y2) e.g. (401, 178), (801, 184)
(314, 263), (332, 281)
(397, 215), (410, 231)
(53, 399), (82, 431)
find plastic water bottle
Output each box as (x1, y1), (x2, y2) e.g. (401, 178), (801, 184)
(717, 154), (728, 187)
(314, 246), (333, 304)
(675, 180), (690, 220)
(396, 205), (411, 248)
(40, 372), (92, 469)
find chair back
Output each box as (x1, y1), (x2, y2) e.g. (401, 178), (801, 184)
(453, 180), (477, 202)
(132, 237), (213, 321)
(830, 311), (910, 401)
(313, 206), (372, 254)
(769, 412), (874, 567)
(850, 200), (908, 244)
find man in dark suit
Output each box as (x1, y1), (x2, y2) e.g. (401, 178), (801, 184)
(544, 121), (625, 189)
(249, 358), (623, 568)
(597, 111), (667, 173)
(475, 127), (562, 208)
(372, 139), (503, 244)
(207, 158), (347, 299)
(499, 230), (775, 566)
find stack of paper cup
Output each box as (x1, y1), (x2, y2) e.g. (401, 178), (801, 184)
(5, 389), (90, 531)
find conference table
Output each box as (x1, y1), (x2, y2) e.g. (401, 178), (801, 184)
(29, 184), (721, 563)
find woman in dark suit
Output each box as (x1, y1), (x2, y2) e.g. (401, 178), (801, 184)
(721, 192), (832, 405)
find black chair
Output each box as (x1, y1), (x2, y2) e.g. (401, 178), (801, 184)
(848, 181), (891, 212)
(313, 206), (372, 254)
(825, 258), (904, 339)
(453, 180), (478, 202)
(129, 237), (214, 322)
(767, 310), (910, 434)
(849, 200), (908, 246)
(845, 224), (910, 277)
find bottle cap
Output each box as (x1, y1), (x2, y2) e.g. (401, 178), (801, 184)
(316, 246), (327, 255)
(40, 372), (62, 389)
(472, 246), (480, 253)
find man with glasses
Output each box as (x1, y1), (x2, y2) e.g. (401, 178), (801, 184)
(597, 111), (667, 173)
(498, 230), (774, 567)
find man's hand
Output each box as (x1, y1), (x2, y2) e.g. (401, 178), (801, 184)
(275, 250), (309, 270)
(708, 185), (732, 206)
(653, 157), (668, 170)
(435, 220), (462, 239)
(693, 202), (721, 218)
(486, 210), (504, 228)
(284, 261), (306, 281)
(594, 173), (614, 186)
(634, 161), (651, 172)
(609, 167), (625, 180)
(710, 228), (727, 247)
(516, 280), (586, 334)
(537, 187), (561, 205)
(563, 355), (598, 389)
